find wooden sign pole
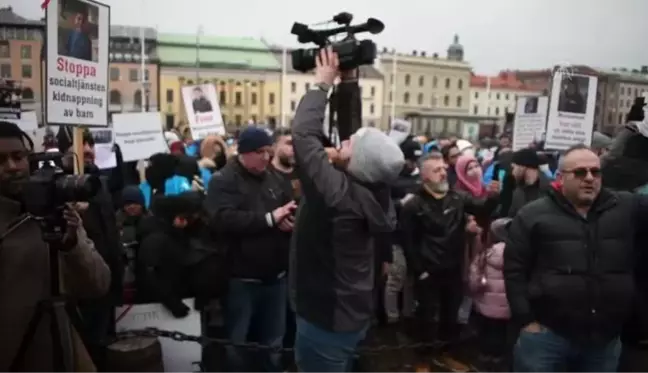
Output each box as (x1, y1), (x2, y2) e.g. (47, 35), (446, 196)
(72, 127), (85, 175)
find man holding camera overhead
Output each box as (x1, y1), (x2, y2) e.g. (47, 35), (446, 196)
(0, 121), (110, 371)
(290, 47), (404, 372)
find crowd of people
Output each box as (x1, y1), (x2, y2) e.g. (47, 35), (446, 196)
(1, 47), (648, 373)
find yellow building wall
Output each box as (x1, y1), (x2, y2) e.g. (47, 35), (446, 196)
(158, 72), (282, 129)
(159, 73), (183, 127)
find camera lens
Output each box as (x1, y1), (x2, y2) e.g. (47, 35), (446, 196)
(55, 174), (101, 203)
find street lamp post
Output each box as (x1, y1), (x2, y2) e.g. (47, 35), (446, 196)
(143, 80), (151, 112)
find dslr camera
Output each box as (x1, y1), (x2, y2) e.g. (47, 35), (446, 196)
(290, 12), (384, 73)
(22, 152), (100, 241)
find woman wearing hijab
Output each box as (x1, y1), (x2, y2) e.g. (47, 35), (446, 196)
(455, 154), (487, 198)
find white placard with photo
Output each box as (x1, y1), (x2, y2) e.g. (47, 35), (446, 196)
(512, 96), (549, 150)
(46, 0), (110, 126)
(89, 127), (116, 169)
(462, 122), (480, 142)
(115, 299), (201, 373)
(388, 118), (412, 145)
(181, 83), (225, 140)
(545, 73), (598, 151)
(113, 112), (168, 162)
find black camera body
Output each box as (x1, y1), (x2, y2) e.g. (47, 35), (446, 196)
(22, 152), (100, 240)
(290, 13), (384, 73)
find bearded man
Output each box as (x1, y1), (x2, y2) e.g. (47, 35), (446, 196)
(400, 151), (499, 370)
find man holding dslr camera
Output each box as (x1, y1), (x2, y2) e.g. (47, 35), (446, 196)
(0, 121), (111, 371)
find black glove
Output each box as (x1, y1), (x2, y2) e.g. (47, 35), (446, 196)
(169, 302), (190, 318)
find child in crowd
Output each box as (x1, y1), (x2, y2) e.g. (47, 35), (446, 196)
(468, 218), (512, 371)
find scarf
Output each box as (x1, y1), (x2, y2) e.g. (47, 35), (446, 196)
(455, 155), (486, 197)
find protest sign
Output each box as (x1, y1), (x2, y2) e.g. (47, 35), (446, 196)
(45, 0), (110, 127)
(115, 299), (201, 372)
(462, 122), (479, 142)
(181, 83), (225, 140)
(89, 127), (116, 169)
(545, 72), (597, 151)
(388, 118), (412, 145)
(512, 96), (549, 150)
(113, 112), (168, 162)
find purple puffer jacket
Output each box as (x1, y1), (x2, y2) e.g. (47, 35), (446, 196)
(468, 242), (510, 320)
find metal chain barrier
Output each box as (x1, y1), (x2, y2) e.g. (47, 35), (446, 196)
(113, 327), (464, 355)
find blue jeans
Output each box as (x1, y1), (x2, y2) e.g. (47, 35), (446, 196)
(295, 317), (368, 372)
(513, 326), (621, 372)
(225, 278), (287, 372)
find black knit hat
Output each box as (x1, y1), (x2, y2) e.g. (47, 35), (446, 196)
(400, 136), (422, 161)
(238, 127), (272, 154)
(511, 148), (541, 168)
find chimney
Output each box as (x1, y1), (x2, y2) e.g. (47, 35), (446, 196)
(421, 51), (426, 57)
(382, 47), (388, 53)
(432, 53), (438, 58)
(642, 66), (648, 74)
(412, 50), (417, 56)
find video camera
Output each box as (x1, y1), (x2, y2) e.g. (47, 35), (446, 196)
(22, 152), (100, 240)
(290, 12), (384, 72)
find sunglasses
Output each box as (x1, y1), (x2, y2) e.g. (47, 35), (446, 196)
(563, 167), (601, 179)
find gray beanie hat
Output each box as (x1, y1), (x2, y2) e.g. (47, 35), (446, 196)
(347, 127), (405, 184)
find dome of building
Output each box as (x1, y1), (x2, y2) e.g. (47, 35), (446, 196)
(447, 34), (464, 61)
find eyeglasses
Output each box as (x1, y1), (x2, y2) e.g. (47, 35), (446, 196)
(562, 167), (602, 179)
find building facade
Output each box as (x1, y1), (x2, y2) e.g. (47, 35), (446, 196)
(108, 25), (159, 115)
(0, 7), (45, 121)
(470, 71), (543, 117)
(513, 65), (648, 133)
(379, 35), (473, 136)
(0, 7), (161, 124)
(278, 59), (384, 128)
(157, 33), (282, 132)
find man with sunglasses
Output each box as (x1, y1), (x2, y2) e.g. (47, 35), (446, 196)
(504, 143), (648, 372)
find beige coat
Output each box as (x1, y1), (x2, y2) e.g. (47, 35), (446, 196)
(0, 196), (111, 371)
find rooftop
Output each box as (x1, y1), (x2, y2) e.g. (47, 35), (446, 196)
(110, 25), (158, 40)
(0, 6), (43, 27)
(157, 33), (281, 70)
(595, 67), (648, 84)
(470, 71), (539, 91)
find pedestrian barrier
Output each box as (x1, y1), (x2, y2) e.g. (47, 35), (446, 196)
(114, 327), (463, 354)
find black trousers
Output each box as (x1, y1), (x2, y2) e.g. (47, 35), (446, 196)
(414, 267), (464, 344)
(474, 313), (509, 358)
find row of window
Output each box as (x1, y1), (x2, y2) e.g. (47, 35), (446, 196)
(620, 86), (645, 97)
(394, 74), (464, 90)
(110, 67), (151, 82)
(390, 92), (463, 108)
(474, 91), (516, 101)
(289, 82), (379, 97)
(0, 44), (32, 59)
(472, 105), (511, 116)
(0, 63), (32, 79)
(163, 88), (277, 107)
(0, 28), (40, 42)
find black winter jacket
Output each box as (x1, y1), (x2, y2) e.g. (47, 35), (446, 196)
(504, 187), (648, 345)
(205, 159), (292, 280)
(138, 216), (194, 317)
(400, 188), (498, 276)
(290, 90), (396, 333)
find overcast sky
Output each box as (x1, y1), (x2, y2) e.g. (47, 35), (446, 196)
(8, 0), (648, 74)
